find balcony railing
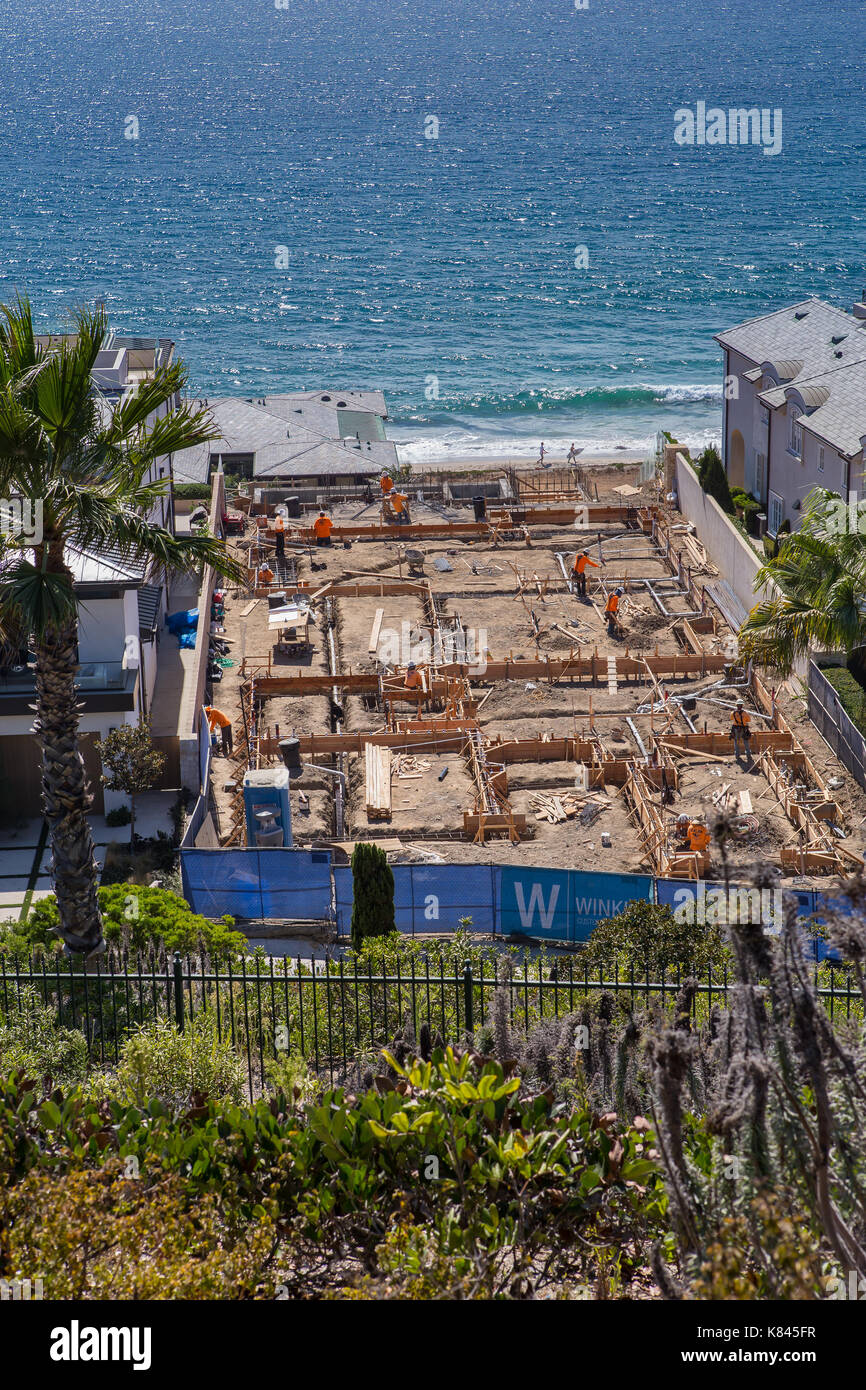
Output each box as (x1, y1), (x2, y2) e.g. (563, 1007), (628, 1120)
(0, 660), (134, 694)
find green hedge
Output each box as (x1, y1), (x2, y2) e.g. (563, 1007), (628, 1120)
(173, 483), (213, 500)
(819, 665), (866, 736)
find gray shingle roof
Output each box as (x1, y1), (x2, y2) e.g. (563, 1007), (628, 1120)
(171, 390), (395, 483)
(717, 299), (866, 456)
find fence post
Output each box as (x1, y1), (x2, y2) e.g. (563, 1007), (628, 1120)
(463, 962), (474, 1036)
(173, 951), (185, 1032)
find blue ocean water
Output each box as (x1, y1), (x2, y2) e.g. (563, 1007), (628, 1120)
(0, 0), (863, 462)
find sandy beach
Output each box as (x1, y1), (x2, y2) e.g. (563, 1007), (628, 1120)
(399, 450), (647, 475)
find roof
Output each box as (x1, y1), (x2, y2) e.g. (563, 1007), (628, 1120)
(65, 540), (149, 586)
(172, 389), (396, 483)
(717, 298), (866, 456)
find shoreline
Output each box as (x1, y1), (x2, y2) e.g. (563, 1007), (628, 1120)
(399, 451), (648, 475)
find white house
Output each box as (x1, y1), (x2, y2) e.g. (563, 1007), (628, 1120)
(715, 295), (866, 536)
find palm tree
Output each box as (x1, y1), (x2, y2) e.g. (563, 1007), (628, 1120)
(0, 299), (243, 956)
(739, 487), (866, 674)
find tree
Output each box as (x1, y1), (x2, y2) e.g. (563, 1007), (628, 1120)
(739, 488), (866, 674)
(95, 721), (167, 847)
(581, 898), (727, 975)
(350, 841), (395, 950)
(0, 299), (244, 956)
(696, 445), (734, 514)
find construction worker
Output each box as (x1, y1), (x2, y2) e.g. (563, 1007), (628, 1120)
(403, 662), (422, 690)
(273, 511), (286, 560)
(391, 491), (410, 525)
(605, 588), (623, 635)
(205, 706), (233, 757)
(380, 473), (394, 496)
(686, 820), (711, 855)
(572, 549), (599, 598)
(313, 511), (333, 547)
(258, 563), (274, 587)
(730, 700), (752, 758)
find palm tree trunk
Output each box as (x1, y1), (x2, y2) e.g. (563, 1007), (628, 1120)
(33, 619), (104, 955)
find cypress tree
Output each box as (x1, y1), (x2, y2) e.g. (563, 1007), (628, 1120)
(350, 841), (396, 949)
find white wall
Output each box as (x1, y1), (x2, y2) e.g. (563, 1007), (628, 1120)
(675, 452), (763, 618)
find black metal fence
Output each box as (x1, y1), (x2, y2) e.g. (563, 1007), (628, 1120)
(0, 951), (861, 1091)
(808, 661), (866, 791)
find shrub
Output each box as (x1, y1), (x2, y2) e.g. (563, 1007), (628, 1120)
(173, 483), (213, 500)
(0, 1162), (277, 1300)
(11, 885), (247, 962)
(0, 988), (88, 1088)
(114, 1015), (246, 1111)
(696, 445), (734, 514)
(582, 898), (728, 975)
(105, 806), (132, 827)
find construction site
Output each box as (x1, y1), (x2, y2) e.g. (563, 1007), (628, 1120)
(199, 463), (866, 886)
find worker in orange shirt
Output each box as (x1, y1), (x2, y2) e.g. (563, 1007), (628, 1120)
(730, 700), (752, 759)
(391, 491), (410, 525)
(205, 705), (233, 757)
(605, 588), (623, 635)
(380, 473), (394, 496)
(572, 549), (600, 598)
(313, 511), (333, 547)
(258, 563), (274, 586)
(687, 821), (710, 855)
(273, 512), (286, 560)
(403, 662), (422, 690)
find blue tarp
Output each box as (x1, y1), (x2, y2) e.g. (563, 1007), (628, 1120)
(333, 863), (497, 936)
(166, 608), (198, 634)
(181, 848), (332, 921)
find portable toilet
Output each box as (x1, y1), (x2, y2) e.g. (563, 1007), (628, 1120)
(243, 767), (292, 847)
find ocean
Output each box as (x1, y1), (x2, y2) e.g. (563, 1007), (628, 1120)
(0, 0), (863, 463)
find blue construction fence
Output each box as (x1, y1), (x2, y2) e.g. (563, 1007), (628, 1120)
(181, 848), (848, 951)
(182, 848), (332, 921)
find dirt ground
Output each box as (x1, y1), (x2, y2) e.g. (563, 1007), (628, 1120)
(203, 476), (864, 886)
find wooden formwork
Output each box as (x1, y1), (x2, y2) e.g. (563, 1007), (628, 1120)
(624, 764), (708, 880)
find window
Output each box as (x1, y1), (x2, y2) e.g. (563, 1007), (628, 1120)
(755, 452), (766, 498)
(769, 491), (784, 537)
(788, 407), (802, 457)
(818, 447), (825, 473)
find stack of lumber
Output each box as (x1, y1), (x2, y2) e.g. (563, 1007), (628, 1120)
(365, 744), (392, 819)
(529, 791), (606, 825)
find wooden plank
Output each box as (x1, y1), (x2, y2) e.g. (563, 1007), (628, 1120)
(368, 607), (385, 656)
(739, 790), (753, 814)
(240, 598), (260, 618)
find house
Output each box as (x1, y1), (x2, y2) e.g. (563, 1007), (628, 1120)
(171, 390), (399, 490)
(0, 332), (183, 818)
(715, 295), (866, 537)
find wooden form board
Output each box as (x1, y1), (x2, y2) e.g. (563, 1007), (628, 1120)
(368, 607), (385, 655)
(365, 743), (392, 819)
(245, 650), (728, 697)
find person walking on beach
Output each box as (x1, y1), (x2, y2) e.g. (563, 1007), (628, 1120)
(537, 441), (546, 468)
(572, 549), (599, 598)
(567, 442), (579, 465)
